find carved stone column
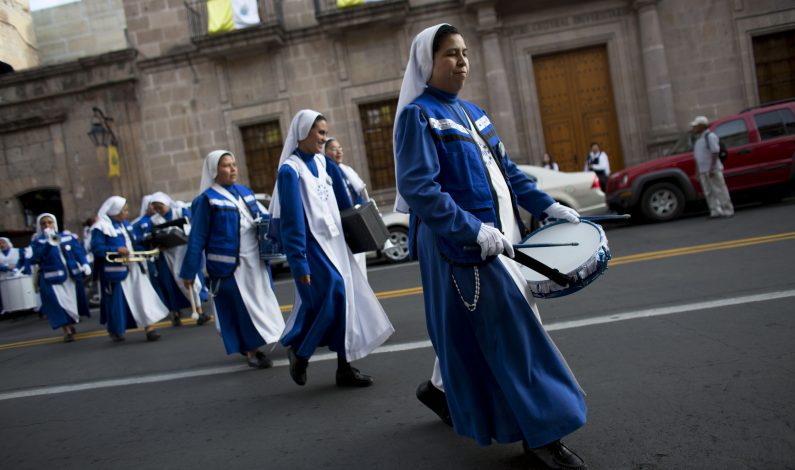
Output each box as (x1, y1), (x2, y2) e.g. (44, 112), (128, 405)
(634, 0), (677, 136)
(470, 1), (520, 157)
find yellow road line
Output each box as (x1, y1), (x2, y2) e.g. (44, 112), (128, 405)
(2, 231), (793, 351)
(610, 232), (795, 266)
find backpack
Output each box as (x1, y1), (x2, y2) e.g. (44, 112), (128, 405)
(708, 131), (729, 162)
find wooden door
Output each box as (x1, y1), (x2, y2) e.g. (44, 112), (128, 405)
(533, 45), (623, 172)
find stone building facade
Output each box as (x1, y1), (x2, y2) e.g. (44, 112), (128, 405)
(0, 0), (39, 71)
(1, 0), (793, 238)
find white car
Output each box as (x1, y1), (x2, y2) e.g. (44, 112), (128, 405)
(378, 166), (607, 263)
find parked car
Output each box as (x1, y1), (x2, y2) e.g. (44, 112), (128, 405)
(379, 165), (608, 263)
(606, 99), (795, 222)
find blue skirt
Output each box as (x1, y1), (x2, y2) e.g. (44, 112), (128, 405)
(102, 279), (138, 335)
(417, 223), (586, 447)
(39, 276), (90, 330)
(280, 232), (346, 359)
(212, 276), (267, 355)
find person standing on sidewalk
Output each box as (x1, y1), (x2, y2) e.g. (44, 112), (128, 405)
(690, 116), (734, 218)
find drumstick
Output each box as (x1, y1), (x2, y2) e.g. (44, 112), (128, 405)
(188, 286), (199, 320)
(580, 214), (631, 221)
(514, 242), (579, 248)
(510, 249), (573, 287)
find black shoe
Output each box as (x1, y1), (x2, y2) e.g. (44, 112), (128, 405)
(336, 366), (373, 388)
(146, 330), (161, 342)
(110, 333), (125, 342)
(196, 313), (211, 326)
(247, 351), (273, 369)
(286, 347), (307, 385)
(523, 440), (587, 470)
(416, 380), (452, 427)
(64, 333), (74, 343)
(171, 312), (182, 327)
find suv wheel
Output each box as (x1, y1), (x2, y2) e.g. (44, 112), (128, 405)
(382, 226), (409, 263)
(641, 182), (685, 222)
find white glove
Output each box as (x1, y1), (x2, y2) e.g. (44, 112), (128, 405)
(82, 264), (92, 277)
(475, 223), (515, 260)
(542, 203), (581, 224)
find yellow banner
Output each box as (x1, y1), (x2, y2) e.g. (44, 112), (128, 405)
(207, 0), (234, 34)
(336, 0), (365, 7)
(108, 144), (120, 177)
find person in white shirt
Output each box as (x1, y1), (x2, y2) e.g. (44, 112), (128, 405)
(584, 143), (610, 190)
(690, 115), (734, 218)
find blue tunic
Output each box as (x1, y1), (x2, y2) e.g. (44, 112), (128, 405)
(181, 184), (268, 355)
(278, 149), (352, 359)
(152, 208), (208, 311)
(91, 222), (140, 335)
(30, 233), (91, 330)
(395, 89), (586, 447)
(131, 215), (168, 306)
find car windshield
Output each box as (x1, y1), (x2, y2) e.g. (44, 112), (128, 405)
(666, 132), (695, 155)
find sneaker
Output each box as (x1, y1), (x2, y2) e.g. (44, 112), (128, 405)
(286, 347), (308, 386)
(171, 312), (182, 327)
(63, 333), (74, 343)
(196, 313), (211, 326)
(246, 351), (273, 369)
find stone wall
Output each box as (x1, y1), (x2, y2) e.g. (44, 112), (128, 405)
(0, 50), (144, 233)
(0, 0), (39, 70)
(31, 0), (127, 66)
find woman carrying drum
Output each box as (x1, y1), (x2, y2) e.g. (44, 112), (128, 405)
(394, 24), (588, 470)
(91, 196), (169, 342)
(324, 137), (370, 279)
(30, 214), (91, 342)
(270, 110), (393, 387)
(179, 150), (284, 369)
(149, 191), (209, 327)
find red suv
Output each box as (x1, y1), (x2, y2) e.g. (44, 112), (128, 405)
(607, 100), (795, 221)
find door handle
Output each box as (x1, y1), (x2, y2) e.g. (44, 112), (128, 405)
(737, 149), (752, 155)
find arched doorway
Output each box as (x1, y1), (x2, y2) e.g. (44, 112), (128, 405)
(16, 188), (64, 231)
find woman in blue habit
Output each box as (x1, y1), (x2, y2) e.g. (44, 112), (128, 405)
(180, 150), (285, 369)
(30, 213), (91, 342)
(270, 110), (394, 388)
(394, 24), (588, 470)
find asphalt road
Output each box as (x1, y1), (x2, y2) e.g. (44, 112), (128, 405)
(1, 198), (794, 469)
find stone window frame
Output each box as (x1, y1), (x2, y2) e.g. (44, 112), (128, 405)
(734, 9), (795, 108)
(223, 99), (293, 194)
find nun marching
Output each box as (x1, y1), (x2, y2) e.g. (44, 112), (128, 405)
(394, 24), (589, 470)
(179, 150), (284, 369)
(148, 191), (209, 326)
(91, 196), (169, 342)
(270, 110), (394, 388)
(29, 213), (92, 342)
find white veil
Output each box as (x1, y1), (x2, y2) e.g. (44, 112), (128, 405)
(268, 109), (323, 220)
(392, 23), (448, 213)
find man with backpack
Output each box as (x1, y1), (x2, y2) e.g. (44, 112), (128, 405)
(691, 115), (734, 218)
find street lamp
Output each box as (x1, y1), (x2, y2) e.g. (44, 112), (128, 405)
(87, 106), (117, 147)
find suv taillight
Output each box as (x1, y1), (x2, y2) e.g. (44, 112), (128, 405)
(591, 175), (601, 189)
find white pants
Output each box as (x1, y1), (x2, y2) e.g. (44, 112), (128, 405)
(699, 171), (734, 217)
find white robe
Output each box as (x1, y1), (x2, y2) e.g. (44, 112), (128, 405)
(281, 155), (394, 361)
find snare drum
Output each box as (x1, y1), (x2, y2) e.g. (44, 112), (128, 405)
(0, 274), (41, 313)
(517, 220), (611, 298)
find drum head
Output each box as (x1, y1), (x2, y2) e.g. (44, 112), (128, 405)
(518, 221), (603, 282)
